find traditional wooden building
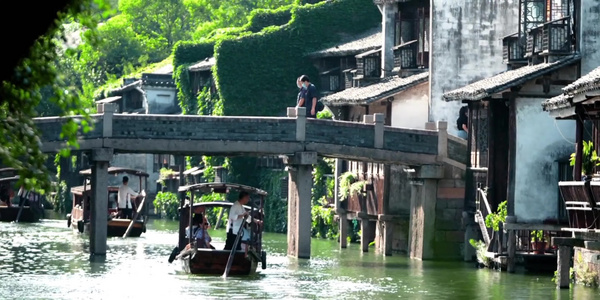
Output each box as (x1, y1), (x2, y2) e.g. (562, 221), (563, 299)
(442, 0), (600, 274)
(542, 66), (600, 288)
(316, 0), (439, 256)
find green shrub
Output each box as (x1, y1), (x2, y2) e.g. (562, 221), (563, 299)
(154, 191), (179, 220)
(311, 202), (338, 239)
(214, 0), (380, 117)
(244, 5), (294, 33)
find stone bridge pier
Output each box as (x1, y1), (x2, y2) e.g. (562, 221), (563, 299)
(283, 107), (317, 259)
(89, 147), (112, 255)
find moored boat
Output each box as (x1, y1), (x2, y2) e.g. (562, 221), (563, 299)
(0, 168), (44, 223)
(173, 183), (267, 276)
(67, 167), (149, 237)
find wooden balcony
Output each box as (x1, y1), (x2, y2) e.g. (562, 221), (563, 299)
(393, 40), (428, 70)
(558, 181), (600, 229)
(502, 33), (527, 65)
(525, 17), (573, 58)
(541, 17), (572, 55)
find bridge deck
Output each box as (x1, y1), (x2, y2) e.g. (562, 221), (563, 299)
(34, 108), (467, 167)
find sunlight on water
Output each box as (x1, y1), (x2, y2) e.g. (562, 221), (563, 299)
(0, 217), (599, 299)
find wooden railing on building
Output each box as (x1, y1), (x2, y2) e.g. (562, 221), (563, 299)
(393, 40), (418, 69)
(502, 33), (527, 64)
(541, 17), (572, 55)
(525, 17), (573, 59)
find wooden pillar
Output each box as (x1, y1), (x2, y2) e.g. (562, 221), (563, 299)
(506, 216), (516, 273)
(557, 245), (572, 288)
(506, 95), (518, 217)
(334, 158), (348, 249)
(360, 213), (370, 252)
(574, 108), (584, 181)
(487, 100), (509, 211)
(89, 148), (112, 255)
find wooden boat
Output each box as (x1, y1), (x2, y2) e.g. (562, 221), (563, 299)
(174, 183), (268, 276)
(0, 168), (44, 223)
(67, 167), (149, 237)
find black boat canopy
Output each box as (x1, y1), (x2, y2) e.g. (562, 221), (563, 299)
(178, 182), (268, 196)
(79, 167), (149, 177)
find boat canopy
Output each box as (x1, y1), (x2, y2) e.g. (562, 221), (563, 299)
(191, 201), (255, 210)
(79, 167), (149, 177)
(178, 182), (268, 196)
(0, 175), (19, 183)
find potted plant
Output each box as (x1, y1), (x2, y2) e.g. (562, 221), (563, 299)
(530, 230), (547, 254)
(570, 140), (600, 180)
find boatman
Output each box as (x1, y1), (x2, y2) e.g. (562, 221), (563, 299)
(224, 191), (252, 251)
(118, 176), (143, 219)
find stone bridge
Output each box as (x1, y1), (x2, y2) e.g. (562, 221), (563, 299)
(33, 104), (467, 259)
(35, 105), (467, 168)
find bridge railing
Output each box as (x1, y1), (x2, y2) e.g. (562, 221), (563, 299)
(32, 103), (468, 167)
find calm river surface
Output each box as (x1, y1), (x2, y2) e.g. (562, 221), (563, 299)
(1, 215), (599, 299)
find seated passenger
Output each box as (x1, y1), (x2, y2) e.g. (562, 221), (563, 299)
(185, 214), (214, 249)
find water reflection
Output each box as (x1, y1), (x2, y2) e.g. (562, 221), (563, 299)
(1, 218), (599, 299)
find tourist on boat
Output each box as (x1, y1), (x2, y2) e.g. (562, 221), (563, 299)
(456, 106), (469, 139)
(117, 176), (142, 219)
(0, 186), (10, 207)
(185, 214), (214, 249)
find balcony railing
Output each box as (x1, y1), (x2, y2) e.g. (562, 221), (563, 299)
(542, 17), (572, 54)
(502, 33), (527, 64)
(525, 17), (573, 58)
(526, 25), (543, 57)
(393, 40), (420, 69)
(558, 181), (600, 229)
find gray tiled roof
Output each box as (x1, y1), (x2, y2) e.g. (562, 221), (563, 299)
(562, 65), (600, 94)
(443, 55), (581, 102)
(309, 27), (381, 58)
(189, 57), (215, 72)
(541, 93), (573, 111)
(321, 72), (429, 106)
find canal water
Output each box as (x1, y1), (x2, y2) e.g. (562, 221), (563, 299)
(1, 216), (598, 299)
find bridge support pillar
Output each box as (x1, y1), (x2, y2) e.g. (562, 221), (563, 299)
(284, 151), (317, 259)
(89, 148), (113, 255)
(408, 165), (443, 260)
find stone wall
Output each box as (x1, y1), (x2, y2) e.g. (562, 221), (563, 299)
(433, 178), (466, 260)
(580, 0), (600, 75)
(573, 247), (600, 287)
(430, 0), (519, 134)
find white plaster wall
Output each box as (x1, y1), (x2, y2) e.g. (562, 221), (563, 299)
(145, 87), (177, 114)
(391, 82), (429, 129)
(514, 97), (575, 223)
(580, 0), (600, 74)
(430, 0), (519, 135)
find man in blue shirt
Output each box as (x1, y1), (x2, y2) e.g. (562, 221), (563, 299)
(297, 75), (318, 118)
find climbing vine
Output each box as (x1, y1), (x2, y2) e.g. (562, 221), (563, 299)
(260, 170), (287, 233)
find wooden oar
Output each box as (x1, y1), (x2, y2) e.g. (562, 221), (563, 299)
(222, 214), (248, 278)
(15, 189), (27, 223)
(122, 195), (146, 238)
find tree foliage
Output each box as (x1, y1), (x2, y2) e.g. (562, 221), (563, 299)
(0, 0), (110, 193)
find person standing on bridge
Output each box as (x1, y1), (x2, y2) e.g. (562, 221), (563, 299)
(297, 75), (318, 118)
(118, 176), (140, 219)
